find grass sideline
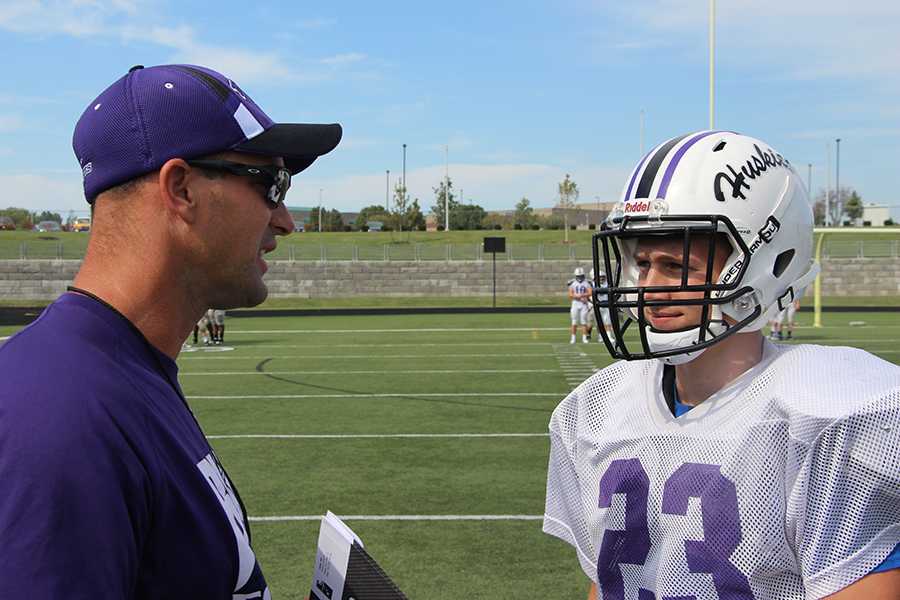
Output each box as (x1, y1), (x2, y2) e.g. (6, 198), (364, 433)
(195, 311), (897, 598)
(1, 228), (898, 260)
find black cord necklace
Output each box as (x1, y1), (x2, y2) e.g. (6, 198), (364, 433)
(65, 286), (253, 542)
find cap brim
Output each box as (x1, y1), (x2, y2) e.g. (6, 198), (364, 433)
(236, 123), (342, 174)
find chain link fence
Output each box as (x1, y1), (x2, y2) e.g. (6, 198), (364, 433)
(3, 239), (899, 261)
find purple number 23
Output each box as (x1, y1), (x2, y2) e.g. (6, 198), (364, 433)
(596, 458), (752, 600)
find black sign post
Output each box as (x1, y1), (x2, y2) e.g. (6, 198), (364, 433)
(482, 237), (506, 308)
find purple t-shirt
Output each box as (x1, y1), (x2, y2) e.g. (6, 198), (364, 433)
(0, 293), (270, 598)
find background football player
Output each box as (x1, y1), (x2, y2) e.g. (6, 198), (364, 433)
(208, 308), (226, 345)
(568, 267), (592, 343)
(771, 297), (800, 341)
(543, 130), (899, 599)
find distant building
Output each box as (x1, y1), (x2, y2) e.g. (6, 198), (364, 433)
(860, 204), (891, 226)
(286, 206), (359, 231)
(367, 220), (384, 232)
(532, 205), (613, 229)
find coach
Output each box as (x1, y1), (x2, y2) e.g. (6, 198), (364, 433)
(0, 64), (341, 597)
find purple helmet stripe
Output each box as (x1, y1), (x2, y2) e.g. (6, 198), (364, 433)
(634, 132), (693, 200)
(656, 130), (725, 199)
(624, 149), (654, 201)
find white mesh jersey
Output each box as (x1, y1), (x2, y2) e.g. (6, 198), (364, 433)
(569, 279), (592, 309)
(543, 341), (900, 599)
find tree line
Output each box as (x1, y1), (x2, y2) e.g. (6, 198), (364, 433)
(310, 173), (585, 232)
(2, 177), (886, 233)
(0, 209), (68, 230)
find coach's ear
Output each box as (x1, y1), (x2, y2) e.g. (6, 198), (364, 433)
(158, 158), (201, 224)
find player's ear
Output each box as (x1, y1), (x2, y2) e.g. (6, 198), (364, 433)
(158, 158), (200, 224)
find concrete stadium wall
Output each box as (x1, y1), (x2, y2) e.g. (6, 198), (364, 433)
(0, 258), (898, 300)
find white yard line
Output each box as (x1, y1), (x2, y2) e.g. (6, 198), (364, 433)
(249, 514), (543, 522)
(228, 327), (564, 334)
(188, 392), (562, 399)
(208, 342), (557, 350)
(227, 325), (900, 335)
(182, 368), (558, 376)
(178, 352), (555, 361)
(207, 432), (549, 439)
(553, 345), (597, 390)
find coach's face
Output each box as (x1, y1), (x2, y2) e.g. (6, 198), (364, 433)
(195, 152), (293, 309)
(633, 235), (731, 332)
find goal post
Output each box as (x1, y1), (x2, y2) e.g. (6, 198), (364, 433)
(811, 227), (900, 327)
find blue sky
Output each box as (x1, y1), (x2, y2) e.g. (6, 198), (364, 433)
(2, 0), (898, 219)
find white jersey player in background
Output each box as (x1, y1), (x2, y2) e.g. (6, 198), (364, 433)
(770, 298), (800, 341)
(569, 267), (592, 344)
(543, 130), (899, 599)
(207, 308), (226, 345)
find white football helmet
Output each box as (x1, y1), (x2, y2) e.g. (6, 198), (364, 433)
(573, 267), (585, 282)
(593, 130), (818, 364)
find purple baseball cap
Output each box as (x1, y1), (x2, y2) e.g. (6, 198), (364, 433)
(73, 64), (342, 202)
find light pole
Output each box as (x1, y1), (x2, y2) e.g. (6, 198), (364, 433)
(444, 145), (450, 232)
(385, 170), (390, 208)
(401, 144), (406, 234)
(807, 163), (812, 194)
(318, 188), (323, 233)
(825, 141), (832, 226)
(708, 0), (716, 129)
(835, 138), (841, 226)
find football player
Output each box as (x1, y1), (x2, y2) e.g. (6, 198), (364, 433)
(569, 267), (592, 343)
(195, 312), (210, 346)
(781, 297), (800, 340)
(208, 308), (226, 344)
(544, 130), (899, 599)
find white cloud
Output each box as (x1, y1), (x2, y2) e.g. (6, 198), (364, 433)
(0, 1), (365, 85)
(607, 0), (900, 85)
(0, 115), (25, 132)
(0, 173), (87, 214)
(2, 157), (631, 219)
(788, 127), (900, 141)
(320, 53), (367, 67)
(295, 17), (336, 30)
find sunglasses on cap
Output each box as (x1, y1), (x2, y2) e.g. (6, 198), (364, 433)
(185, 159), (291, 209)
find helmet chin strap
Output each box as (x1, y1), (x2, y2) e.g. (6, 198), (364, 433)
(646, 305), (729, 365)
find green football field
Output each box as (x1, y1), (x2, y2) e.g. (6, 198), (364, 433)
(180, 310), (899, 599)
(2, 310), (898, 598)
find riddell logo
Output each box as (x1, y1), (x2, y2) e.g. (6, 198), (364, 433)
(624, 200), (650, 213)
